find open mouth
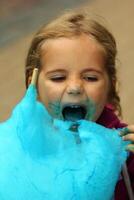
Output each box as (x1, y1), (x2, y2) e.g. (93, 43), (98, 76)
(62, 104), (87, 122)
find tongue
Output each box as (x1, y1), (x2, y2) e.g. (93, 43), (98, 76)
(62, 106), (86, 122)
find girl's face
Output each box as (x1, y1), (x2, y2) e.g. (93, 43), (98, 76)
(37, 34), (110, 122)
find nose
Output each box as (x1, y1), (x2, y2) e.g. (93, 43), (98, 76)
(66, 79), (84, 95)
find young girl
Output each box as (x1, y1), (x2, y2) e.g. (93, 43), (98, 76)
(0, 8), (134, 200)
(25, 9), (134, 199)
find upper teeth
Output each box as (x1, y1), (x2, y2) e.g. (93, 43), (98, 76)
(69, 105), (81, 108)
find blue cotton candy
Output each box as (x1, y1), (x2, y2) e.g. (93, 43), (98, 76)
(0, 85), (129, 200)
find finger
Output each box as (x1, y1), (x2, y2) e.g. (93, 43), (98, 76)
(122, 134), (134, 142)
(126, 125), (134, 132)
(119, 127), (130, 136)
(126, 144), (134, 153)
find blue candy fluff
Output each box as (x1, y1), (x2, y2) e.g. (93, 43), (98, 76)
(0, 85), (129, 200)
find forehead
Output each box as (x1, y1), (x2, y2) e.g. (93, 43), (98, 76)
(41, 34), (105, 54)
(40, 34), (106, 71)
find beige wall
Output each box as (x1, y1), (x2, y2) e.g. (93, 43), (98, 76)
(0, 0), (134, 123)
(86, 0), (134, 124)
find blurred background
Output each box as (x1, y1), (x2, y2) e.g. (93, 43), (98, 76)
(0, 0), (134, 123)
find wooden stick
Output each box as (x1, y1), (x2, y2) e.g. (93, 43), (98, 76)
(31, 68), (39, 86)
(122, 163), (134, 200)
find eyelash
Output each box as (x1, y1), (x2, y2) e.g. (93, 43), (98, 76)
(83, 76), (98, 82)
(50, 76), (66, 82)
(50, 76), (98, 82)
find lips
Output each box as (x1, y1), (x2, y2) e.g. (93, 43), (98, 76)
(62, 104), (87, 121)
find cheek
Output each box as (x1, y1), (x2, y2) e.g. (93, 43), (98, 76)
(38, 82), (58, 106)
(91, 89), (108, 104)
(37, 73), (63, 107)
(86, 84), (108, 104)
(85, 82), (109, 120)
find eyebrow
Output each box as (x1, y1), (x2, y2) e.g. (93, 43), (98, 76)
(45, 67), (104, 75)
(81, 68), (103, 74)
(46, 69), (66, 75)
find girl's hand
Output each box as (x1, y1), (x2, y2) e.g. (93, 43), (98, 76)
(120, 125), (134, 153)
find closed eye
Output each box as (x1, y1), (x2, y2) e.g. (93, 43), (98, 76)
(50, 76), (66, 82)
(83, 76), (98, 82)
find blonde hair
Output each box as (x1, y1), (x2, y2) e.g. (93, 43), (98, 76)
(25, 9), (121, 116)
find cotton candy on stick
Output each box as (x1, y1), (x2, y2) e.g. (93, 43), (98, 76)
(0, 67), (130, 200)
